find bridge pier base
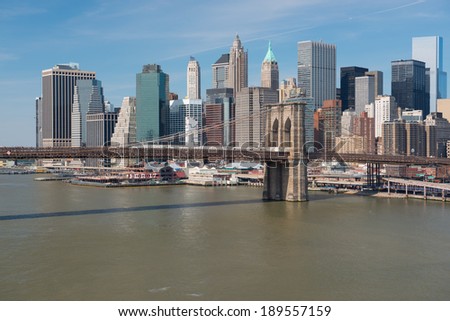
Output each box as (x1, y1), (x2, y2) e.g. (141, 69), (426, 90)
(263, 160), (308, 202)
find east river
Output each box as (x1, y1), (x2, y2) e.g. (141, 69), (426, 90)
(1, 174), (450, 300)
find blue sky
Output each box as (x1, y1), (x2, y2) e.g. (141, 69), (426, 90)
(0, 0), (449, 146)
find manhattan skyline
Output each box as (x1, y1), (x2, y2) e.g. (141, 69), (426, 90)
(0, 0), (449, 146)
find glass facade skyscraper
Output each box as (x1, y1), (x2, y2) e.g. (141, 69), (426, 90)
(391, 59), (428, 115)
(136, 64), (169, 142)
(71, 79), (104, 147)
(340, 66), (368, 111)
(412, 36), (447, 113)
(169, 99), (203, 146)
(297, 41), (336, 109)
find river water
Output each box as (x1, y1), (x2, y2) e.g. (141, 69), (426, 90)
(1, 174), (450, 300)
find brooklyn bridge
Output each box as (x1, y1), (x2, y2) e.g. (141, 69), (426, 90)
(1, 145), (450, 166)
(3, 102), (450, 201)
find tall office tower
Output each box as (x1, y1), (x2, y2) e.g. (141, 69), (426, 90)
(391, 59), (428, 114)
(261, 42), (279, 91)
(205, 88), (234, 146)
(228, 34), (248, 95)
(340, 66), (368, 111)
(41, 63), (95, 147)
(111, 97), (137, 147)
(86, 112), (118, 147)
(187, 57), (201, 99)
(110, 97), (136, 167)
(279, 78), (300, 102)
(86, 111), (118, 167)
(235, 87), (278, 147)
(341, 110), (357, 137)
(169, 99), (203, 145)
(314, 100), (342, 152)
(354, 112), (376, 154)
(204, 103), (225, 146)
(413, 36), (447, 113)
(355, 75), (375, 115)
(375, 95), (398, 138)
(71, 79), (104, 147)
(35, 97), (43, 147)
(425, 112), (450, 157)
(212, 54), (230, 89)
(298, 41), (336, 109)
(437, 99), (450, 121)
(297, 41), (336, 109)
(136, 64), (169, 142)
(365, 71), (383, 96)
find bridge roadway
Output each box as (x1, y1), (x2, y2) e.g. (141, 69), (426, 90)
(2, 146), (450, 166)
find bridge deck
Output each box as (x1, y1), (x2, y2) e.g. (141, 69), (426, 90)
(1, 146), (450, 166)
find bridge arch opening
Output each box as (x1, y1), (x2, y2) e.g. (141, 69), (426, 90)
(284, 118), (291, 147)
(271, 119), (279, 147)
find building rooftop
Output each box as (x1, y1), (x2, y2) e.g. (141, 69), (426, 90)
(54, 63), (80, 70)
(214, 53), (229, 65)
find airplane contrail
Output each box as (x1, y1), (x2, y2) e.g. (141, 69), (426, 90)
(158, 0), (427, 63)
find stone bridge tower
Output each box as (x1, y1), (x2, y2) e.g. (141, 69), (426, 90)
(263, 102), (308, 201)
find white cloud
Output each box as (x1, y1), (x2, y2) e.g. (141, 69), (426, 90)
(0, 5), (46, 20)
(0, 52), (18, 61)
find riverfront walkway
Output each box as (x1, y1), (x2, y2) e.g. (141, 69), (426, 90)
(384, 177), (450, 201)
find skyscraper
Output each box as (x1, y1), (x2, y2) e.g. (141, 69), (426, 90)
(261, 42), (279, 91)
(41, 63), (96, 147)
(212, 54), (229, 89)
(355, 75), (375, 115)
(365, 71), (383, 97)
(354, 112), (376, 154)
(205, 88), (234, 146)
(235, 87), (278, 147)
(71, 79), (104, 147)
(86, 112), (118, 148)
(110, 97), (137, 167)
(111, 97), (137, 147)
(391, 59), (428, 114)
(169, 99), (203, 145)
(340, 66), (368, 111)
(297, 41), (336, 109)
(412, 36), (447, 112)
(375, 95), (398, 138)
(187, 57), (201, 99)
(136, 64), (169, 142)
(228, 34), (248, 96)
